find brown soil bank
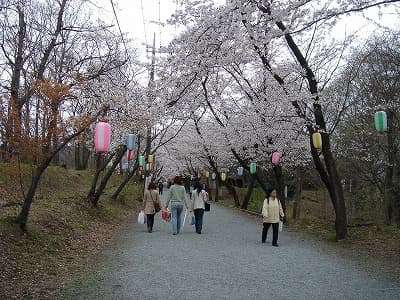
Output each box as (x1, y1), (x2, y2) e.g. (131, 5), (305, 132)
(0, 164), (141, 299)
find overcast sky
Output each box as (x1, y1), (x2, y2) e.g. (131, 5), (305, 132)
(95, 1), (398, 63)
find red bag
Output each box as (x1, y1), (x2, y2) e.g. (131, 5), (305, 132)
(161, 208), (170, 221)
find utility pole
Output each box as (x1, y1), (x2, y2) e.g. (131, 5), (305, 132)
(144, 33), (156, 191)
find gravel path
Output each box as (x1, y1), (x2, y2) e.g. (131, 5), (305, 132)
(62, 190), (400, 299)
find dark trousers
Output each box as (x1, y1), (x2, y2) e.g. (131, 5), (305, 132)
(146, 214), (155, 231)
(193, 209), (204, 233)
(262, 222), (279, 245)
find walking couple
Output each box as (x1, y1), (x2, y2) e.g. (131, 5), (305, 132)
(165, 176), (208, 235)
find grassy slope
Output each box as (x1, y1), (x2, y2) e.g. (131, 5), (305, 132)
(219, 187), (400, 281)
(0, 164), (142, 299)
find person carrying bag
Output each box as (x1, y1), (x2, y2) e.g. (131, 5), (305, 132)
(191, 183), (209, 234)
(142, 182), (161, 233)
(261, 188), (284, 246)
(164, 176), (189, 235)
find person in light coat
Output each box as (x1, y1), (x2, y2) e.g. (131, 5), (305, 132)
(262, 188), (284, 246)
(165, 176), (189, 235)
(191, 182), (208, 234)
(142, 182), (161, 233)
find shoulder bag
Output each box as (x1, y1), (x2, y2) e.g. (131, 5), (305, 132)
(150, 191), (161, 213)
(203, 191), (210, 211)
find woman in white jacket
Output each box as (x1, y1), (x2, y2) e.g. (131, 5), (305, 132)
(191, 183), (208, 234)
(262, 188), (284, 246)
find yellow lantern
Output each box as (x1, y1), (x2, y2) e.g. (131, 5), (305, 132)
(221, 172), (226, 181)
(148, 155), (154, 163)
(205, 171), (210, 178)
(312, 132), (322, 150)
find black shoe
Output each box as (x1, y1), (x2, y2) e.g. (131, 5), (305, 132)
(272, 243), (279, 247)
(197, 231), (201, 234)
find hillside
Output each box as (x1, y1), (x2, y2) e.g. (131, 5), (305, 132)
(0, 164), (141, 299)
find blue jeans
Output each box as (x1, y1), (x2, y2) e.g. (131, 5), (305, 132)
(193, 209), (204, 233)
(171, 204), (184, 234)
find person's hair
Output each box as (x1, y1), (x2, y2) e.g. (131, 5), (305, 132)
(266, 187), (276, 198)
(173, 176), (182, 185)
(195, 182), (202, 193)
(148, 182), (157, 190)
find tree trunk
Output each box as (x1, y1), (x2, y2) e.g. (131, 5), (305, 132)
(292, 167), (303, 219)
(7, 6), (26, 146)
(241, 174), (255, 209)
(17, 164), (47, 231)
(111, 164), (139, 200)
(383, 110), (395, 224)
(253, 4), (348, 240)
(74, 141), (90, 170)
(214, 178), (219, 202)
(88, 154), (102, 198)
(223, 180), (240, 207)
(90, 145), (127, 206)
(17, 106), (106, 230)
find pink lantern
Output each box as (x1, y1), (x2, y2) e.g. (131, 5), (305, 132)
(271, 152), (281, 165)
(94, 121), (111, 153)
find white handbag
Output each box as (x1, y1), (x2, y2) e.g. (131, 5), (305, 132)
(138, 211), (146, 225)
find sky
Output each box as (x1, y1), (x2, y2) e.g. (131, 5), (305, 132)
(94, 1), (399, 71)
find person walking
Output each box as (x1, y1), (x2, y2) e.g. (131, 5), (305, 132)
(191, 183), (208, 234)
(261, 188), (284, 246)
(158, 182), (163, 195)
(165, 176), (189, 235)
(142, 182), (161, 233)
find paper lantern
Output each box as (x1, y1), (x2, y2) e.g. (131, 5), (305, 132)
(126, 133), (136, 150)
(148, 155), (154, 163)
(271, 152), (281, 165)
(145, 163), (150, 171)
(312, 132), (322, 150)
(374, 111), (387, 132)
(237, 167), (244, 176)
(250, 162), (256, 174)
(205, 171), (210, 178)
(139, 155), (145, 167)
(211, 173), (216, 180)
(127, 150), (134, 161)
(221, 172), (226, 181)
(94, 121), (111, 153)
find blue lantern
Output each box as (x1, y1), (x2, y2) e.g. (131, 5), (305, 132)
(237, 166), (244, 176)
(126, 133), (137, 150)
(211, 173), (216, 180)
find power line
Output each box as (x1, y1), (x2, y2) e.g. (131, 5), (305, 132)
(109, 0), (129, 60)
(158, 0), (162, 49)
(140, 0), (149, 57)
